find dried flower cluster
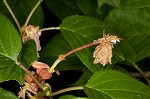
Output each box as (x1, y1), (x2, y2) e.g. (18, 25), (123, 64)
(18, 61), (51, 99)
(22, 25), (41, 51)
(93, 32), (121, 66)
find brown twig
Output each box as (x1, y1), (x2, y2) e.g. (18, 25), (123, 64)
(130, 71), (150, 78)
(132, 63), (150, 86)
(48, 42), (97, 73)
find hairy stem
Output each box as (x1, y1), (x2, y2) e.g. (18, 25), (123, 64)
(132, 63), (150, 85)
(50, 86), (84, 96)
(15, 61), (43, 90)
(48, 42), (97, 73)
(38, 27), (60, 32)
(24, 0), (43, 27)
(2, 0), (22, 32)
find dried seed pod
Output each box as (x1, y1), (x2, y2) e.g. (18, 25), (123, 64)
(22, 25), (41, 51)
(31, 61), (49, 69)
(37, 69), (52, 80)
(93, 32), (121, 66)
(31, 61), (52, 80)
(93, 43), (112, 66)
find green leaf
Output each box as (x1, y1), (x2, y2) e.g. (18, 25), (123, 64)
(45, 0), (81, 20)
(0, 88), (17, 99)
(60, 15), (124, 72)
(104, 7), (150, 61)
(59, 95), (76, 99)
(40, 34), (85, 71)
(0, 14), (21, 61)
(72, 70), (93, 86)
(0, 15), (37, 84)
(117, 41), (136, 63)
(113, 65), (128, 74)
(84, 87), (112, 99)
(0, 0), (44, 27)
(76, 0), (100, 17)
(112, 45), (125, 64)
(97, 0), (121, 8)
(85, 70), (150, 99)
(20, 40), (38, 69)
(0, 55), (23, 84)
(120, 0), (150, 8)
(60, 16), (107, 72)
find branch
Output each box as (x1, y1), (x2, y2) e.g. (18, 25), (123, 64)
(48, 42), (97, 73)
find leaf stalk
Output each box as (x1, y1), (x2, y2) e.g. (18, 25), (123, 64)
(48, 42), (97, 73)
(49, 86), (84, 96)
(24, 0), (43, 27)
(2, 0), (22, 32)
(38, 27), (60, 32)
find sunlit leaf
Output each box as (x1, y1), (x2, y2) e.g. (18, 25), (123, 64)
(60, 15), (124, 72)
(0, 55), (23, 84)
(85, 70), (150, 99)
(60, 16), (106, 72)
(0, 14), (21, 60)
(0, 14), (23, 84)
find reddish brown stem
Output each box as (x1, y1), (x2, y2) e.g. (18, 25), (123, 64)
(63, 43), (96, 57)
(48, 42), (97, 73)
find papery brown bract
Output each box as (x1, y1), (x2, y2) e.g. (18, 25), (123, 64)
(93, 43), (112, 66)
(37, 69), (52, 80)
(22, 25), (41, 51)
(93, 32), (121, 66)
(32, 61), (49, 69)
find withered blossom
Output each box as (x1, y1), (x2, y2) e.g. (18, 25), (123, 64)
(31, 61), (52, 80)
(93, 32), (121, 66)
(18, 61), (52, 99)
(18, 82), (37, 99)
(22, 25), (41, 51)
